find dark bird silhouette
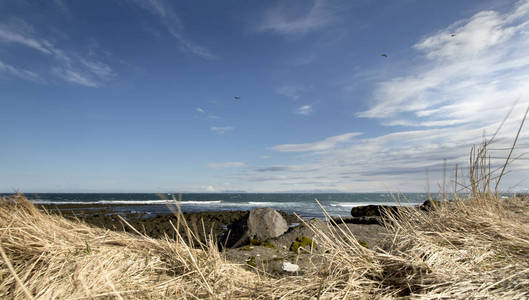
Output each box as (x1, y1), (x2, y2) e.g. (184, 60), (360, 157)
(451, 34), (456, 37)
(381, 54), (388, 58)
(234, 96), (240, 100)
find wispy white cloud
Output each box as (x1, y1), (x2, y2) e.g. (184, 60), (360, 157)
(207, 162), (246, 169)
(0, 19), (115, 87)
(357, 0), (529, 127)
(289, 53), (316, 66)
(0, 24), (52, 55)
(237, 114), (529, 192)
(201, 185), (216, 192)
(258, 0), (339, 35)
(196, 107), (205, 113)
(237, 1), (529, 192)
(53, 0), (71, 16)
(52, 67), (99, 87)
(271, 132), (360, 152)
(415, 11), (518, 61)
(131, 0), (216, 59)
(80, 59), (115, 81)
(0, 60), (43, 83)
(210, 126), (234, 134)
(295, 104), (313, 115)
(277, 84), (306, 100)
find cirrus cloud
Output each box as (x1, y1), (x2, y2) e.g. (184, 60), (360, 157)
(357, 0), (529, 126)
(0, 18), (115, 87)
(295, 105), (313, 115)
(271, 132), (361, 152)
(210, 126), (234, 134)
(207, 162), (246, 169)
(258, 0), (340, 35)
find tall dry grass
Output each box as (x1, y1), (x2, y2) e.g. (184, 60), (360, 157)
(1, 122), (529, 298)
(2, 187), (528, 298)
(0, 194), (263, 299)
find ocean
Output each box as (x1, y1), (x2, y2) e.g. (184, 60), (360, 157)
(10, 193), (431, 218)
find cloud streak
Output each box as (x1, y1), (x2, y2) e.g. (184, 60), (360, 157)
(208, 162), (246, 169)
(132, 0), (216, 59)
(271, 132), (360, 152)
(277, 84), (306, 100)
(258, 0), (339, 35)
(295, 105), (313, 115)
(0, 60), (43, 83)
(0, 19), (115, 87)
(210, 126), (234, 134)
(0, 26), (52, 55)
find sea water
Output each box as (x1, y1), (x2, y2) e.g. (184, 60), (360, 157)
(7, 193), (431, 218)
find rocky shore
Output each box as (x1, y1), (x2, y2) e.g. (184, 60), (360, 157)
(39, 203), (394, 275)
(35, 198), (477, 276)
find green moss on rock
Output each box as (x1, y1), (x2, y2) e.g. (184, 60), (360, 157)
(246, 256), (256, 267)
(249, 238), (261, 246)
(290, 236), (316, 253)
(248, 238), (277, 249)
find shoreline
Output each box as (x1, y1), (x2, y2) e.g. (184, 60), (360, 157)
(37, 203), (385, 250)
(38, 203), (304, 242)
(37, 202), (388, 275)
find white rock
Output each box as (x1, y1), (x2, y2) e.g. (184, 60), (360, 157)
(282, 261), (300, 272)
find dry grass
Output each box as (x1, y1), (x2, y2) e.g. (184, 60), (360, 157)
(0, 194), (262, 299)
(1, 192), (528, 299)
(1, 134), (529, 298)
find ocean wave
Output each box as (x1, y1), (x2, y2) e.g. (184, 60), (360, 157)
(30, 200), (222, 205)
(178, 200), (222, 205)
(247, 201), (276, 206)
(246, 201), (304, 207)
(329, 202), (375, 208)
(329, 202), (420, 208)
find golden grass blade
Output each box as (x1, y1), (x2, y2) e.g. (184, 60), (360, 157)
(0, 243), (35, 300)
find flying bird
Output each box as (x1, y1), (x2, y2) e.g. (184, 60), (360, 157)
(381, 54), (388, 58)
(234, 96), (240, 100)
(451, 34), (456, 37)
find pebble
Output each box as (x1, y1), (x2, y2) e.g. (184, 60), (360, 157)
(282, 261), (300, 272)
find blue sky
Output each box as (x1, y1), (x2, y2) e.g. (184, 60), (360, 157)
(1, 0), (529, 193)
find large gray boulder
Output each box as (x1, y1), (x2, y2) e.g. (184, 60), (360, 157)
(247, 207), (288, 241)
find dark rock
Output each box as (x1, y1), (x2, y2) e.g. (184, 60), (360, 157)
(332, 216), (382, 225)
(350, 205), (400, 218)
(220, 212), (250, 248)
(420, 199), (439, 211)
